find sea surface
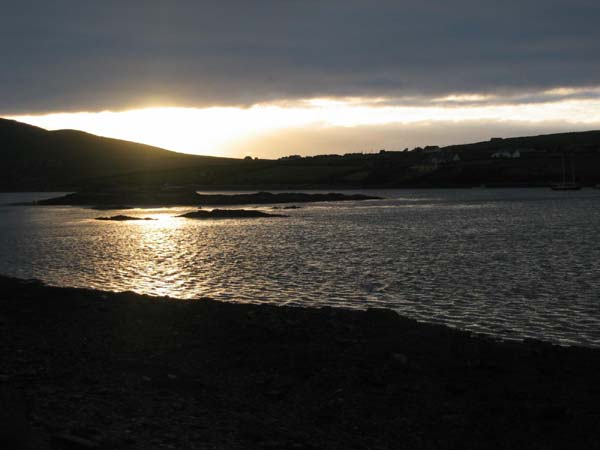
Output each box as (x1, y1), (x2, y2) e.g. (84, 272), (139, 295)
(1, 189), (599, 347)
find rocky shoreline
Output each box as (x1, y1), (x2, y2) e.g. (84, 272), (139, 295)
(95, 215), (156, 221)
(1, 276), (599, 449)
(178, 209), (287, 219)
(34, 191), (382, 208)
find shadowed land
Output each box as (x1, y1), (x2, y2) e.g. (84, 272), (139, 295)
(94, 210), (286, 221)
(90, 205), (135, 211)
(1, 276), (599, 449)
(95, 215), (156, 221)
(4, 118), (600, 191)
(34, 191), (381, 208)
(178, 209), (287, 219)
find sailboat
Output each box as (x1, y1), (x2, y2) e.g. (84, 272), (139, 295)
(551, 152), (581, 191)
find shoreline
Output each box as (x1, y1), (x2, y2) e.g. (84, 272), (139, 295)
(33, 191), (382, 208)
(1, 276), (600, 449)
(1, 184), (594, 195)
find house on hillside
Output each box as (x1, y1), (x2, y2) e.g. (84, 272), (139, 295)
(431, 152), (461, 164)
(491, 149), (520, 159)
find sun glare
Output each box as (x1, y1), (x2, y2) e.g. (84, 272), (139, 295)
(10, 95), (600, 157)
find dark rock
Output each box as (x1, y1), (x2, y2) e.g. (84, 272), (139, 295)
(392, 353), (409, 365)
(194, 191), (381, 206)
(363, 308), (400, 327)
(38, 190), (382, 207)
(178, 209), (287, 219)
(51, 433), (99, 449)
(95, 215), (155, 221)
(538, 404), (568, 421)
(90, 205), (134, 211)
(0, 388), (33, 450)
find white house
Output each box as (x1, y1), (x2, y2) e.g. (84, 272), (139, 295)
(491, 150), (520, 159)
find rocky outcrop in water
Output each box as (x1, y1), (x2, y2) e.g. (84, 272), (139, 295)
(178, 209), (286, 219)
(90, 205), (134, 211)
(37, 190), (381, 207)
(38, 190), (202, 207)
(95, 215), (155, 221)
(194, 192), (381, 205)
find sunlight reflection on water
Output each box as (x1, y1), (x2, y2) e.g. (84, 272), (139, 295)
(1, 189), (600, 347)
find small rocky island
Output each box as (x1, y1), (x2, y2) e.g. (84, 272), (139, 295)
(95, 215), (156, 221)
(35, 189), (382, 207)
(178, 209), (286, 219)
(90, 205), (134, 211)
(193, 192), (381, 205)
(272, 205), (301, 210)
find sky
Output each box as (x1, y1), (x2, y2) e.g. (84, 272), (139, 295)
(3, 0), (600, 158)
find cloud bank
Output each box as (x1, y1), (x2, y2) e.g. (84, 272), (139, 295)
(2, 0), (600, 114)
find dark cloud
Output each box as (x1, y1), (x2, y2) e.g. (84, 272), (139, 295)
(2, 0), (600, 114)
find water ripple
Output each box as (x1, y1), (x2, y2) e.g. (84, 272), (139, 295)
(1, 189), (600, 347)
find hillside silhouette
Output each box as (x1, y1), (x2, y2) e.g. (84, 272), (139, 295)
(3, 118), (600, 190)
(0, 118), (234, 190)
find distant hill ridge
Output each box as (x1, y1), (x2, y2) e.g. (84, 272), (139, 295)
(2, 117), (600, 190)
(0, 118), (234, 190)
(443, 130), (600, 152)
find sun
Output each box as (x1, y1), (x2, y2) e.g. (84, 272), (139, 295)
(10, 95), (600, 157)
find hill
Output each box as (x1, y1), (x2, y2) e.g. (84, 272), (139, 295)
(0, 118), (235, 190)
(255, 130), (600, 188)
(3, 118), (600, 190)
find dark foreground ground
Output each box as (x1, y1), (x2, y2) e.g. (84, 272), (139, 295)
(1, 277), (599, 450)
